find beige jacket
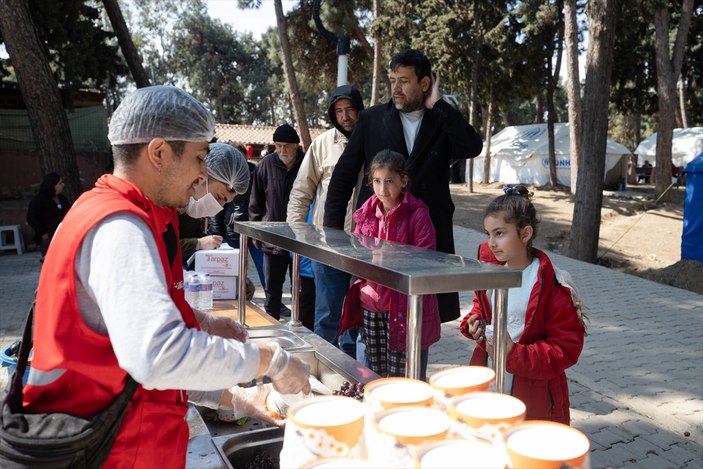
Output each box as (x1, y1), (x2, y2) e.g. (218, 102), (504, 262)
(287, 128), (362, 232)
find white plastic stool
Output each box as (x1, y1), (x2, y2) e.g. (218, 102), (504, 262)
(0, 225), (25, 255)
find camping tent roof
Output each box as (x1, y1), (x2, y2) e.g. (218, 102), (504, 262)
(634, 127), (703, 168)
(481, 123), (632, 160)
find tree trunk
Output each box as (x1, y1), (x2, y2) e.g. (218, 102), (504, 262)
(564, 0), (582, 194)
(0, 0), (82, 201)
(533, 93), (544, 123)
(678, 75), (688, 128)
(370, 0), (383, 106)
(274, 0), (311, 149)
(483, 96), (493, 184)
(653, 0), (693, 200)
(467, 0), (482, 193)
(548, 2), (564, 188)
(102, 0), (150, 88)
(568, 0), (619, 263)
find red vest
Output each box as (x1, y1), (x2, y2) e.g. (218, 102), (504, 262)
(24, 174), (199, 468)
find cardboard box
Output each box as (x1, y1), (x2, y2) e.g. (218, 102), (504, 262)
(195, 248), (239, 276)
(212, 275), (238, 300)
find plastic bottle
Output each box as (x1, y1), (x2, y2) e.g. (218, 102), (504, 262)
(189, 272), (202, 310)
(183, 270), (193, 306)
(200, 273), (213, 311)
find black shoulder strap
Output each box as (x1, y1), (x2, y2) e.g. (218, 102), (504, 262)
(7, 301), (34, 413)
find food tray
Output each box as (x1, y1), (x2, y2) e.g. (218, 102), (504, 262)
(211, 426), (284, 469)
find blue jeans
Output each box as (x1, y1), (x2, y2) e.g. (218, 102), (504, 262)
(229, 237), (266, 289)
(311, 261), (357, 357)
(247, 239), (266, 288)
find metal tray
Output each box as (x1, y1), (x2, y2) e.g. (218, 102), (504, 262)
(247, 326), (311, 351)
(211, 426), (284, 469)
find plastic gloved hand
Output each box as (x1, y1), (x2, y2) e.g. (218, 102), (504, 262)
(199, 314), (248, 342)
(198, 235), (223, 250)
(264, 343), (311, 395)
(218, 384), (284, 426)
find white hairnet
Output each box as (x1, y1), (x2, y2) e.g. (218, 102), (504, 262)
(108, 85), (215, 145)
(205, 143), (250, 194)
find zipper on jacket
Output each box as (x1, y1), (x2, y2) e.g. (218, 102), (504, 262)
(547, 381), (555, 415)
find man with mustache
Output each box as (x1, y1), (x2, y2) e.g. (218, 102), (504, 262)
(22, 86), (310, 467)
(324, 49), (483, 324)
(287, 85), (365, 358)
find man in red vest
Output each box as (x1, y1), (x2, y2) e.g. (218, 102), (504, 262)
(23, 86), (310, 468)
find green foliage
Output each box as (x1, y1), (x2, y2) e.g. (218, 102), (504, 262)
(171, 10), (274, 124)
(608, 0), (702, 146)
(0, 0), (126, 106)
(4, 0), (700, 134)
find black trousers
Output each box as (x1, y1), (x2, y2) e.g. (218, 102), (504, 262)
(263, 252), (315, 328)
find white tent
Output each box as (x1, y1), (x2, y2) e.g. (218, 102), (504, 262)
(634, 127), (703, 168)
(467, 123), (631, 187)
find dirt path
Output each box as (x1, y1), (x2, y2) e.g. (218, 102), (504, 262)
(449, 182), (702, 294)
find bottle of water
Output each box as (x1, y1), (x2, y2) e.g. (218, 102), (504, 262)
(183, 270), (193, 306)
(189, 272), (202, 310)
(200, 273), (213, 311)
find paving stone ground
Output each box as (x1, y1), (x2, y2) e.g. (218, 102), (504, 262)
(1, 224), (701, 468)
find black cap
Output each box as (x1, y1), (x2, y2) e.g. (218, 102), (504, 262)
(273, 124), (300, 144)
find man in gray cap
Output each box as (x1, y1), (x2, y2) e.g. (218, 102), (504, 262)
(249, 124), (313, 323)
(287, 85), (364, 358)
(23, 86), (310, 467)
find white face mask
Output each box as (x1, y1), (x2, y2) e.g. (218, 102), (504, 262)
(185, 180), (223, 218)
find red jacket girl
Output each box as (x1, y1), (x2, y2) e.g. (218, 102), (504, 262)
(460, 243), (585, 424)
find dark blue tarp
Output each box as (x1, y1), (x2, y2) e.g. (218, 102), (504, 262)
(681, 152), (703, 262)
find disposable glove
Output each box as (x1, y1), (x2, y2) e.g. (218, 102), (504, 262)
(217, 384), (283, 426)
(199, 314), (248, 342)
(264, 342), (311, 395)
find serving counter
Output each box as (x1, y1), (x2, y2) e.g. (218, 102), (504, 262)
(186, 299), (380, 468)
(187, 221), (522, 468)
(233, 222), (521, 389)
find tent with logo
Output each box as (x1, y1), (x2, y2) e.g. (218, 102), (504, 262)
(634, 127), (703, 168)
(467, 123), (631, 188)
(681, 152), (703, 263)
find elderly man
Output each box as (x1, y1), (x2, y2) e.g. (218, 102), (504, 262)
(249, 124), (314, 324)
(23, 86), (310, 468)
(324, 49), (483, 323)
(287, 85), (364, 356)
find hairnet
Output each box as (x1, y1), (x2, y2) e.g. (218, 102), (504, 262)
(205, 143), (250, 194)
(108, 85), (216, 145)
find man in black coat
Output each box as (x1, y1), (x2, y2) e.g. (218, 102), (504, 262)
(323, 49), (483, 323)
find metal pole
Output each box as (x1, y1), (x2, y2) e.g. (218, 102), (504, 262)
(238, 235), (249, 326)
(493, 288), (509, 393)
(405, 294), (423, 379)
(288, 252), (303, 327)
(337, 54), (348, 86)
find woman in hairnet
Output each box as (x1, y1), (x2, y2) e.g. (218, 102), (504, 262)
(180, 143), (250, 266)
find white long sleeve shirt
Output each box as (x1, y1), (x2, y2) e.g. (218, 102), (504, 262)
(75, 213), (259, 405)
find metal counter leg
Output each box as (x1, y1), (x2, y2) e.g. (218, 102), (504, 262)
(405, 294), (423, 380)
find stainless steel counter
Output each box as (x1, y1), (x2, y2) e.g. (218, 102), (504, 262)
(186, 324), (380, 468)
(233, 222), (522, 388)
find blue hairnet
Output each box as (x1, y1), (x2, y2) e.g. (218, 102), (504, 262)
(205, 143), (250, 194)
(108, 86), (215, 145)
